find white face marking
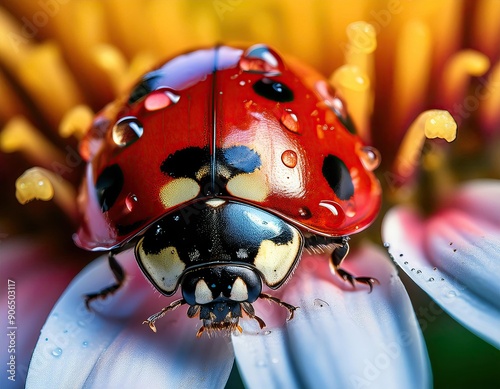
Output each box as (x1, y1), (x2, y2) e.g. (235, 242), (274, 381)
(136, 240), (186, 294)
(159, 178), (200, 208)
(253, 229), (302, 287)
(226, 172), (268, 202)
(229, 277), (249, 302)
(195, 279), (213, 305)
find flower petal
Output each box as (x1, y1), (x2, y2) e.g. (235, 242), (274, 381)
(27, 251), (234, 388)
(232, 245), (430, 389)
(0, 239), (81, 388)
(382, 181), (500, 349)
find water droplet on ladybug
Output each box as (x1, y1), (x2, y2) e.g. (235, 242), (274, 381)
(144, 90), (180, 111)
(345, 200), (356, 217)
(298, 206), (312, 219)
(281, 150), (297, 168)
(358, 146), (381, 171)
(281, 109), (300, 134)
(112, 116), (143, 147)
(319, 200), (345, 219)
(239, 44), (284, 76)
(125, 193), (138, 212)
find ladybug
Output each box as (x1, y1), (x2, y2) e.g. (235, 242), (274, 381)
(78, 44), (382, 337)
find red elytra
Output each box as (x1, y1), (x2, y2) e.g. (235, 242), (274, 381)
(74, 44), (381, 251)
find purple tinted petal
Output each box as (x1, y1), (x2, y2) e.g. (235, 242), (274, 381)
(383, 193), (500, 349)
(233, 245), (430, 389)
(27, 251), (234, 388)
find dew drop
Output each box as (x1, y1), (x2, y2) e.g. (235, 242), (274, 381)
(411, 268), (415, 272)
(112, 116), (143, 147)
(404, 261), (409, 265)
(429, 277), (434, 282)
(271, 357), (279, 364)
(433, 267), (437, 271)
(358, 146), (381, 171)
(125, 193), (138, 212)
(77, 320), (86, 328)
(314, 298), (329, 307)
(298, 206), (312, 219)
(239, 80), (246, 86)
(264, 330), (272, 335)
(239, 44), (284, 76)
(281, 150), (298, 168)
(416, 270), (422, 274)
(51, 347), (63, 357)
(383, 242), (390, 248)
(144, 90), (180, 111)
(82, 341), (89, 348)
(280, 109), (300, 134)
(447, 290), (457, 298)
(345, 200), (356, 217)
(256, 360), (266, 367)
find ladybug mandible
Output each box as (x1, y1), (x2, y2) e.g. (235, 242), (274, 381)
(78, 44), (382, 337)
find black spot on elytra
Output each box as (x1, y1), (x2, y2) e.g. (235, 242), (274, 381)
(161, 146), (261, 180)
(322, 155), (354, 200)
(128, 70), (164, 104)
(160, 147), (210, 179)
(95, 164), (124, 212)
(253, 78), (294, 102)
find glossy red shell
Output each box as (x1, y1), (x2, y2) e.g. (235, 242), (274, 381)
(75, 45), (381, 250)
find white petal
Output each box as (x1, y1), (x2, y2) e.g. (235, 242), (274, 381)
(232, 245), (430, 389)
(382, 192), (500, 349)
(26, 251), (234, 388)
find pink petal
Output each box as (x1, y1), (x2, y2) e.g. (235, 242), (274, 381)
(232, 245), (431, 389)
(26, 251), (234, 388)
(382, 180), (500, 348)
(0, 239), (81, 388)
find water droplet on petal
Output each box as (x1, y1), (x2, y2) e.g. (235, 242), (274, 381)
(428, 277), (434, 282)
(281, 150), (297, 168)
(112, 116), (143, 147)
(314, 298), (329, 307)
(82, 341), (89, 348)
(125, 193), (138, 212)
(264, 330), (272, 335)
(447, 290), (457, 298)
(144, 90), (180, 111)
(404, 261), (409, 265)
(51, 347), (63, 357)
(271, 357), (279, 364)
(416, 270), (422, 274)
(359, 146), (381, 171)
(239, 44), (284, 76)
(280, 108), (300, 134)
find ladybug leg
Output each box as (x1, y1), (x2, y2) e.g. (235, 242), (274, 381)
(84, 252), (125, 310)
(330, 238), (379, 293)
(143, 298), (186, 333)
(259, 293), (298, 320)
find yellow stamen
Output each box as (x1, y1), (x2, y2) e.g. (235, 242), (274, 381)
(16, 43), (83, 127)
(330, 65), (371, 142)
(391, 20), (432, 131)
(91, 44), (128, 96)
(440, 50), (490, 108)
(393, 110), (457, 178)
(480, 61), (500, 133)
(16, 167), (78, 222)
(1, 116), (65, 168)
(59, 105), (94, 139)
(345, 22), (376, 78)
(471, 0), (500, 59)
